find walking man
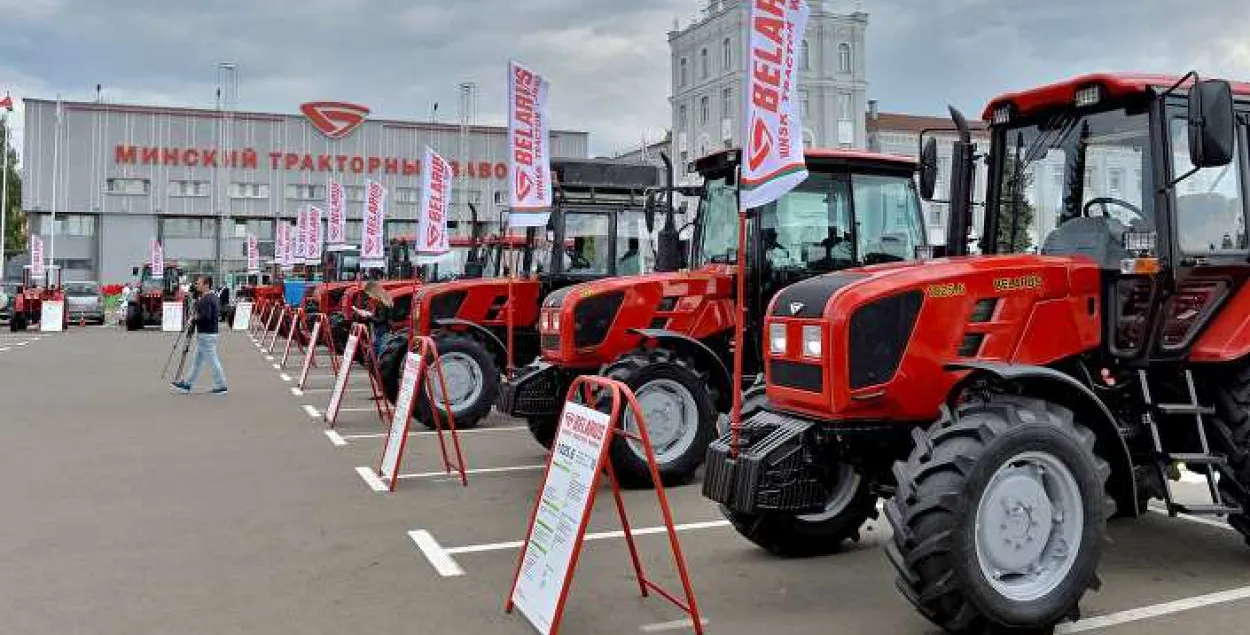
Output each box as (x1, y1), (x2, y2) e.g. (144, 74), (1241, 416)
(171, 276), (228, 395)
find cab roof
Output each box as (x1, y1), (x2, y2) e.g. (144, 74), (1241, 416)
(694, 147), (915, 175)
(982, 72), (1250, 121)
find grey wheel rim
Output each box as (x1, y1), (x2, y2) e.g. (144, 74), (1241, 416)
(974, 450), (1084, 602)
(797, 463), (862, 522)
(624, 378), (700, 465)
(428, 351), (484, 414)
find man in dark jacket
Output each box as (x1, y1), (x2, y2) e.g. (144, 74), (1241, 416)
(172, 276), (228, 395)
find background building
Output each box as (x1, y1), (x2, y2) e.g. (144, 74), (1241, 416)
(21, 98), (588, 283)
(668, 0), (868, 178)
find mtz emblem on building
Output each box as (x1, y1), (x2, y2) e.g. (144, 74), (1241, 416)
(300, 101), (370, 139)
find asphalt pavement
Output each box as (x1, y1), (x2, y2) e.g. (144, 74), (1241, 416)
(3, 324), (1250, 635)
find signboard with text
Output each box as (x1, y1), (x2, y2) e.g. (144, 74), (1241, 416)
(161, 301), (183, 332)
(232, 301), (253, 331)
(378, 352), (424, 488)
(324, 333), (359, 427)
(39, 300), (64, 332)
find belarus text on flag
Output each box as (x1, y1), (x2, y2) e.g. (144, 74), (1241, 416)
(507, 60), (553, 227)
(416, 146), (451, 262)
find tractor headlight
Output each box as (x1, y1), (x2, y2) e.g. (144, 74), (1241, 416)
(769, 323), (787, 355)
(802, 325), (823, 358)
(543, 310), (555, 331)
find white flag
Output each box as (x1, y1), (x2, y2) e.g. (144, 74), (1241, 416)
(740, 0), (810, 209)
(416, 146), (451, 262)
(294, 206), (308, 265)
(150, 239), (165, 279)
(246, 234), (260, 275)
(286, 219), (298, 270)
(307, 206), (324, 265)
(326, 177), (347, 249)
(360, 180), (387, 266)
(30, 235), (45, 281)
(507, 60), (553, 227)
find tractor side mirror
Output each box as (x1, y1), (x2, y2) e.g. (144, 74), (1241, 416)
(918, 137), (939, 201)
(1188, 79), (1236, 168)
(131, 266), (139, 276)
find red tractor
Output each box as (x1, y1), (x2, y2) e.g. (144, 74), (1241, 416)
(125, 264), (186, 331)
(500, 148), (931, 486)
(703, 72), (1250, 633)
(380, 157), (663, 429)
(9, 265), (66, 332)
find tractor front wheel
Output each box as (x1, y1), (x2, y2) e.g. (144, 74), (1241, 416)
(415, 332), (499, 430)
(885, 396), (1110, 633)
(10, 311), (25, 332)
(1208, 364), (1250, 545)
(125, 303), (143, 331)
(604, 348), (717, 488)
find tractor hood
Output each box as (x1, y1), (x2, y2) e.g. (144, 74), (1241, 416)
(544, 266), (732, 309)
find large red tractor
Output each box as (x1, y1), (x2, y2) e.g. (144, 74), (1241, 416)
(125, 264), (186, 331)
(500, 148), (931, 486)
(9, 265), (66, 332)
(381, 157), (663, 429)
(703, 72), (1250, 633)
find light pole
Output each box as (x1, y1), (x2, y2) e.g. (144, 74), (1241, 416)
(215, 62), (239, 284)
(1, 111), (9, 278)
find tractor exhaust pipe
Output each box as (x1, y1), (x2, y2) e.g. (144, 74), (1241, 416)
(945, 106), (976, 257)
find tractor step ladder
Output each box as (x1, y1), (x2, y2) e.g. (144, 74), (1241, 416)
(1138, 369), (1241, 517)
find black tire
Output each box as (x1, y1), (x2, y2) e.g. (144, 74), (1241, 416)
(720, 386), (879, 557)
(885, 396), (1111, 633)
(377, 332), (411, 403)
(528, 414), (557, 449)
(10, 312), (24, 332)
(604, 348), (717, 488)
(125, 303), (143, 331)
(1207, 364), (1250, 545)
(414, 332), (499, 430)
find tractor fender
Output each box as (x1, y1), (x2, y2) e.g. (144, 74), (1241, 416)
(434, 318), (507, 363)
(629, 328), (733, 411)
(946, 360), (1140, 517)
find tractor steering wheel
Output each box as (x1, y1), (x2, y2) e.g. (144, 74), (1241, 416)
(564, 247), (592, 269)
(1082, 197), (1145, 224)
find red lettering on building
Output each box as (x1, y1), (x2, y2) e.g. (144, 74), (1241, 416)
(494, 163), (507, 179)
(115, 145), (137, 164)
(300, 154), (314, 171)
(478, 162), (491, 180)
(241, 150), (258, 169)
(202, 150), (217, 167)
(141, 147), (159, 164)
(335, 155), (348, 172)
(350, 156), (365, 173)
(269, 152), (283, 169)
(182, 149), (199, 166)
(284, 153), (300, 170)
(110, 145), (507, 178)
(162, 148), (180, 166)
(384, 158), (399, 175)
(402, 160), (419, 176)
(366, 156), (380, 173)
(317, 155), (332, 172)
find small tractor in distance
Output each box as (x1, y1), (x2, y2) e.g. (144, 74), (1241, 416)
(382, 157), (662, 429)
(500, 148), (931, 486)
(9, 265), (66, 332)
(703, 72), (1250, 634)
(125, 264), (185, 331)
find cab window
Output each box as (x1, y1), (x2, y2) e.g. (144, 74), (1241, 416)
(561, 212), (611, 274)
(1171, 117), (1247, 255)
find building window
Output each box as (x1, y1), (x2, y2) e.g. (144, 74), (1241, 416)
(700, 48), (709, 79)
(801, 40), (811, 70)
(679, 58), (688, 87)
(106, 178), (150, 195)
(229, 183), (269, 199)
(39, 214), (97, 237)
(169, 180), (210, 198)
(679, 105), (688, 133)
(344, 185), (366, 202)
(802, 129), (815, 148)
(929, 208), (944, 227)
(837, 93), (852, 121)
(839, 43), (851, 73)
(386, 221), (418, 240)
(234, 218), (274, 240)
(453, 188), (482, 206)
(1108, 168), (1125, 196)
(346, 220), (363, 242)
(700, 96), (710, 125)
(161, 217), (217, 239)
(722, 37), (732, 70)
(800, 89), (810, 119)
(285, 184), (324, 201)
(721, 87), (733, 120)
(394, 187), (420, 204)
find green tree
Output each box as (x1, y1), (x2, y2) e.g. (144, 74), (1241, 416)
(996, 157), (1035, 253)
(1, 119), (23, 261)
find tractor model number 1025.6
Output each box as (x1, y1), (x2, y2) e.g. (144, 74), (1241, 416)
(704, 72), (1250, 633)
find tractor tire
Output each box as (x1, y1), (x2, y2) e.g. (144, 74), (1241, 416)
(377, 332), (412, 404)
(10, 312), (25, 332)
(720, 386), (879, 557)
(604, 348), (717, 488)
(125, 304), (143, 331)
(414, 332), (498, 430)
(527, 414), (558, 450)
(885, 396), (1111, 633)
(1207, 364), (1250, 546)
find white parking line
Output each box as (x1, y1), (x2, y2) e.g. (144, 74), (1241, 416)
(0, 347), (8, 352)
(302, 404), (320, 419)
(640, 618), (709, 633)
(324, 430), (347, 446)
(265, 355), (274, 361)
(408, 530), (466, 577)
(279, 373), (293, 382)
(354, 466), (388, 492)
(1058, 584), (1250, 633)
(1148, 504), (1236, 531)
(272, 363), (281, 369)
(296, 387), (372, 394)
(339, 424), (526, 441)
(16, 341), (28, 346)
(290, 387), (303, 396)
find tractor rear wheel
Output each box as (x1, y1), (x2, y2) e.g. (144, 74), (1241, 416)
(720, 385), (879, 556)
(10, 312), (25, 332)
(604, 348), (717, 488)
(885, 395), (1110, 633)
(125, 303), (142, 331)
(1208, 364), (1250, 545)
(415, 332), (498, 430)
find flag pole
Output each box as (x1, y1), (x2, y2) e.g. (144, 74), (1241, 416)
(1, 112), (9, 275)
(730, 175), (747, 457)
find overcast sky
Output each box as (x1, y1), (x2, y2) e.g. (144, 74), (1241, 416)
(2, 0), (1249, 159)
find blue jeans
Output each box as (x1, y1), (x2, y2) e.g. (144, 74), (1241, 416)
(185, 333), (227, 390)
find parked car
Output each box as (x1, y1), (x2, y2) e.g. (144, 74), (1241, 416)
(64, 281), (106, 325)
(0, 281), (16, 323)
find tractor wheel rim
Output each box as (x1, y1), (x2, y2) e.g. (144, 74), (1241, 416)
(625, 378), (699, 465)
(797, 462), (862, 522)
(974, 450), (1084, 602)
(428, 352), (483, 413)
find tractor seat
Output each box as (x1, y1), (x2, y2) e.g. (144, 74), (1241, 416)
(1040, 216), (1130, 269)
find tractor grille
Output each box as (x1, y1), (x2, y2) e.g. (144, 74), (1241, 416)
(848, 291), (922, 389)
(429, 291), (467, 321)
(573, 291), (624, 348)
(541, 334), (561, 351)
(770, 360), (823, 392)
(703, 410), (827, 514)
(498, 364), (561, 418)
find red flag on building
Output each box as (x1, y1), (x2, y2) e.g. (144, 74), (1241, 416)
(0, 93), (12, 111)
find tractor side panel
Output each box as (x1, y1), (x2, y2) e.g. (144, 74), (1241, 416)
(449, 280), (541, 330)
(1011, 296), (1102, 365)
(1191, 282), (1250, 363)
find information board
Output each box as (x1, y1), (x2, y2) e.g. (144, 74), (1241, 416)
(280, 310), (301, 367)
(510, 402), (614, 635)
(232, 302), (253, 331)
(39, 300), (64, 332)
(324, 333), (359, 427)
(161, 302), (184, 332)
(379, 351), (424, 488)
(297, 318), (323, 389)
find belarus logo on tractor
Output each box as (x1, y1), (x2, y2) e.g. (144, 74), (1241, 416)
(703, 72), (1250, 633)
